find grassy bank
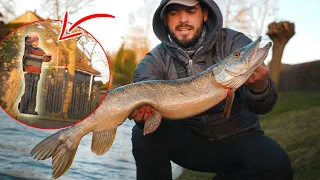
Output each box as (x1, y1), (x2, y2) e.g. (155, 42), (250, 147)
(177, 91), (320, 180)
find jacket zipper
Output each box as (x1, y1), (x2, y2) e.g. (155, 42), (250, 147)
(178, 46), (204, 76)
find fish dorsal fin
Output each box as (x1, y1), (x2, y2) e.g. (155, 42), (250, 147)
(143, 110), (162, 135)
(222, 89), (236, 118)
(91, 128), (117, 156)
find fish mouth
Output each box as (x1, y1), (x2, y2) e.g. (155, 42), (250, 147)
(222, 39), (272, 89)
(213, 37), (272, 89)
(235, 41), (272, 87)
(243, 38), (272, 76)
(251, 41), (272, 68)
(246, 36), (261, 64)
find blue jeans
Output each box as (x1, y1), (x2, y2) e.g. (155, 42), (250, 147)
(19, 73), (40, 114)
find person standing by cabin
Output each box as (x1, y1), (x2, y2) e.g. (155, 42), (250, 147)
(129, 0), (293, 179)
(18, 33), (52, 115)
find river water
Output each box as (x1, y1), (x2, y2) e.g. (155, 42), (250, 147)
(0, 109), (181, 180)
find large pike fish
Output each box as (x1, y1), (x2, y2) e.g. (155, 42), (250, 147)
(30, 37), (272, 179)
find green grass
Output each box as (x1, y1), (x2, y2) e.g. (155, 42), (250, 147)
(177, 91), (320, 180)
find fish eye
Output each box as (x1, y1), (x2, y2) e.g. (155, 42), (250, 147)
(233, 52), (240, 58)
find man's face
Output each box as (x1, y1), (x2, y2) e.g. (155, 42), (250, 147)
(31, 40), (39, 47)
(164, 3), (208, 48)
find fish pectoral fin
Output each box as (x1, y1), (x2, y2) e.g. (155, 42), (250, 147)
(222, 89), (236, 118)
(91, 128), (117, 156)
(143, 110), (162, 135)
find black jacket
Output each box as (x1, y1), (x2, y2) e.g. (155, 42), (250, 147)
(133, 0), (278, 139)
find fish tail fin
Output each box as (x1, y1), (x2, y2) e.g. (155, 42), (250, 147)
(30, 128), (83, 179)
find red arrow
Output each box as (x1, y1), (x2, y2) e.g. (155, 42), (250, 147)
(58, 11), (115, 41)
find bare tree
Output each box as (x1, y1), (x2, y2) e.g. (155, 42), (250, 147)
(129, 0), (158, 41)
(77, 31), (98, 64)
(215, 0), (278, 40)
(0, 0), (15, 21)
(38, 0), (96, 20)
(123, 26), (150, 62)
(126, 0), (160, 62)
(267, 21), (295, 86)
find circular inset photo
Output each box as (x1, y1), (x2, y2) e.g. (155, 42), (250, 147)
(0, 20), (110, 129)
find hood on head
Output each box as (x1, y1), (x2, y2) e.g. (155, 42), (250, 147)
(153, 0), (223, 50)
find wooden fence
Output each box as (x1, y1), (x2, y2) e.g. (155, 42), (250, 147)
(39, 75), (101, 120)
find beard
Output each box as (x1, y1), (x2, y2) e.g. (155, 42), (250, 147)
(169, 21), (205, 48)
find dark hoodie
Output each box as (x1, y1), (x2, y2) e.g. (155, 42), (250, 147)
(133, 0), (278, 139)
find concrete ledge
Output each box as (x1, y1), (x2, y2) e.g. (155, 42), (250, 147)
(16, 114), (81, 129)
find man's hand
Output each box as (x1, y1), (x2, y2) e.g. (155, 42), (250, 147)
(43, 53), (52, 62)
(245, 63), (269, 93)
(129, 105), (154, 124)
